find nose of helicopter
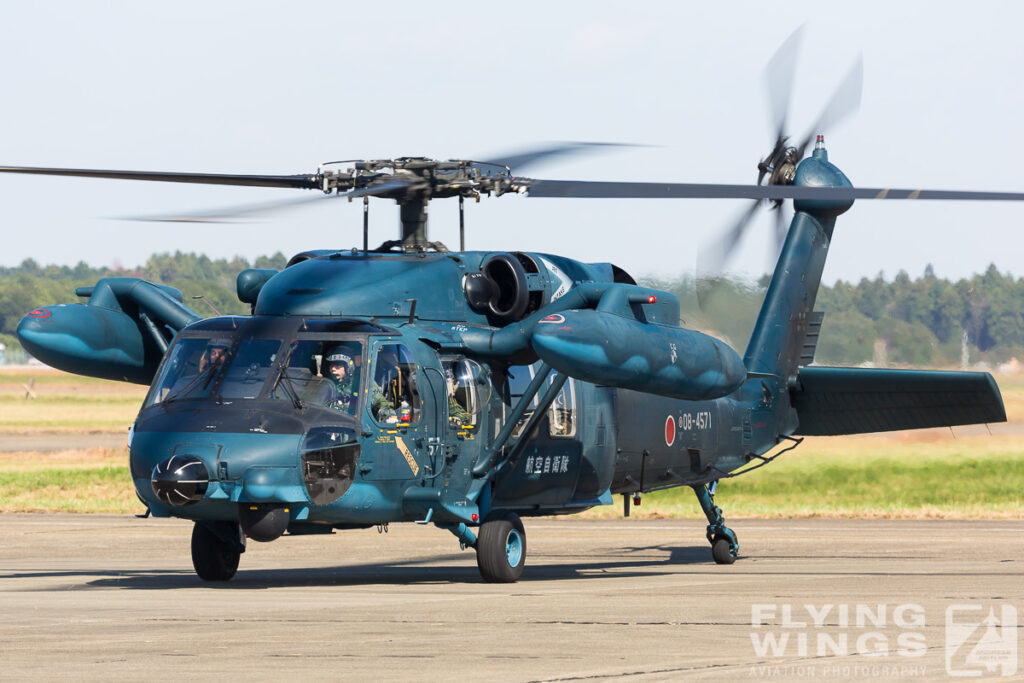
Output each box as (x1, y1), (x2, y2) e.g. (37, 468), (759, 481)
(130, 427), (310, 517)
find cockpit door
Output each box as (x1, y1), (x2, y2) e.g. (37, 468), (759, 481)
(362, 341), (428, 481)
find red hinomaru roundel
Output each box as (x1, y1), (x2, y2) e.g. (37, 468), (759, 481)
(664, 415), (675, 447)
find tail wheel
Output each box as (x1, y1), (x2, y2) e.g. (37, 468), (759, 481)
(475, 510), (526, 583)
(191, 521), (241, 581)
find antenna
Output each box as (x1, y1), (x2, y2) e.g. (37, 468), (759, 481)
(191, 295), (223, 317)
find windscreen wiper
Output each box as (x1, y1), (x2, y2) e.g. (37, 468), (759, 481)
(163, 364), (219, 404)
(271, 344), (304, 410)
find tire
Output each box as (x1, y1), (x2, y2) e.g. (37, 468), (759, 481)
(475, 510), (526, 583)
(711, 537), (736, 565)
(191, 522), (241, 581)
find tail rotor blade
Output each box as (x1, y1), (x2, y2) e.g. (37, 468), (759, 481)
(766, 204), (791, 272)
(773, 204), (789, 253)
(797, 56), (863, 156)
(764, 25), (804, 143)
(699, 199), (763, 276)
(697, 199), (763, 309)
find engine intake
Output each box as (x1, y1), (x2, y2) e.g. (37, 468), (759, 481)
(482, 253), (529, 322)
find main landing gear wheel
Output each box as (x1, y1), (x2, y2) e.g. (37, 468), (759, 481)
(191, 521), (242, 581)
(475, 510), (526, 583)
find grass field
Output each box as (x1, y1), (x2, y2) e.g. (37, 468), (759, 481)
(0, 368), (145, 433)
(2, 367), (1023, 517)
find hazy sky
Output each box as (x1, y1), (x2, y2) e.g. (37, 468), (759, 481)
(1, 2), (1022, 285)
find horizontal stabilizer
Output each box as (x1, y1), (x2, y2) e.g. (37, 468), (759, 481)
(790, 366), (1006, 436)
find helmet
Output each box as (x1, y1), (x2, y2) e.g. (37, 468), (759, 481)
(323, 347), (354, 374)
(326, 352), (352, 367)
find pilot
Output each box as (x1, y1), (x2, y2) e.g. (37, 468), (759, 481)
(322, 346), (359, 414)
(199, 339), (230, 374)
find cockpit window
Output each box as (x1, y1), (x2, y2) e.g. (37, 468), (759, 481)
(269, 339), (364, 416)
(145, 337), (232, 406)
(218, 339), (282, 399)
(144, 336), (284, 406)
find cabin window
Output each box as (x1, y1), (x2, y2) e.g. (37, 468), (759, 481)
(506, 366), (576, 438)
(548, 377), (576, 438)
(506, 365), (537, 437)
(371, 343), (420, 425)
(443, 358), (491, 428)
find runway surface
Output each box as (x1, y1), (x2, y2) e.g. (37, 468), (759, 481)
(2, 515), (1022, 681)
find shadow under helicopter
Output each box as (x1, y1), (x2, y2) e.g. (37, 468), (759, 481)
(6, 545), (714, 590)
(6, 545), (947, 591)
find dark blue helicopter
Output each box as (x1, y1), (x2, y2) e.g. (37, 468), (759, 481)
(7, 136), (1012, 582)
(4, 35), (1019, 581)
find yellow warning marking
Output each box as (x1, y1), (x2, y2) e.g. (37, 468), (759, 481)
(908, 189), (921, 199)
(394, 436), (419, 477)
(875, 189), (890, 198)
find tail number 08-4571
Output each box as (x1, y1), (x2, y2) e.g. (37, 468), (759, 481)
(680, 411), (712, 431)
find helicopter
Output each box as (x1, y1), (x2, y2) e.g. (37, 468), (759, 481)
(5, 38), (1019, 583)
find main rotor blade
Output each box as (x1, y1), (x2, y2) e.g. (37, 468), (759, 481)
(125, 196), (327, 223)
(126, 179), (414, 223)
(475, 142), (641, 175)
(796, 57), (863, 156)
(764, 25), (804, 142)
(0, 165), (320, 189)
(524, 179), (1024, 202)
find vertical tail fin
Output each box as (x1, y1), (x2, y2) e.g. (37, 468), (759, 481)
(743, 141), (853, 379)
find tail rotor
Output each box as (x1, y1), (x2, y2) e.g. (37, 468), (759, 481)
(698, 27), (862, 301)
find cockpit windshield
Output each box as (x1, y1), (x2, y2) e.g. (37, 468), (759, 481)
(143, 333), (367, 414)
(144, 335), (284, 407)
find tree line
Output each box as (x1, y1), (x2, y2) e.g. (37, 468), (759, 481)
(0, 254), (1020, 368)
(646, 263), (1021, 368)
(0, 252), (286, 363)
